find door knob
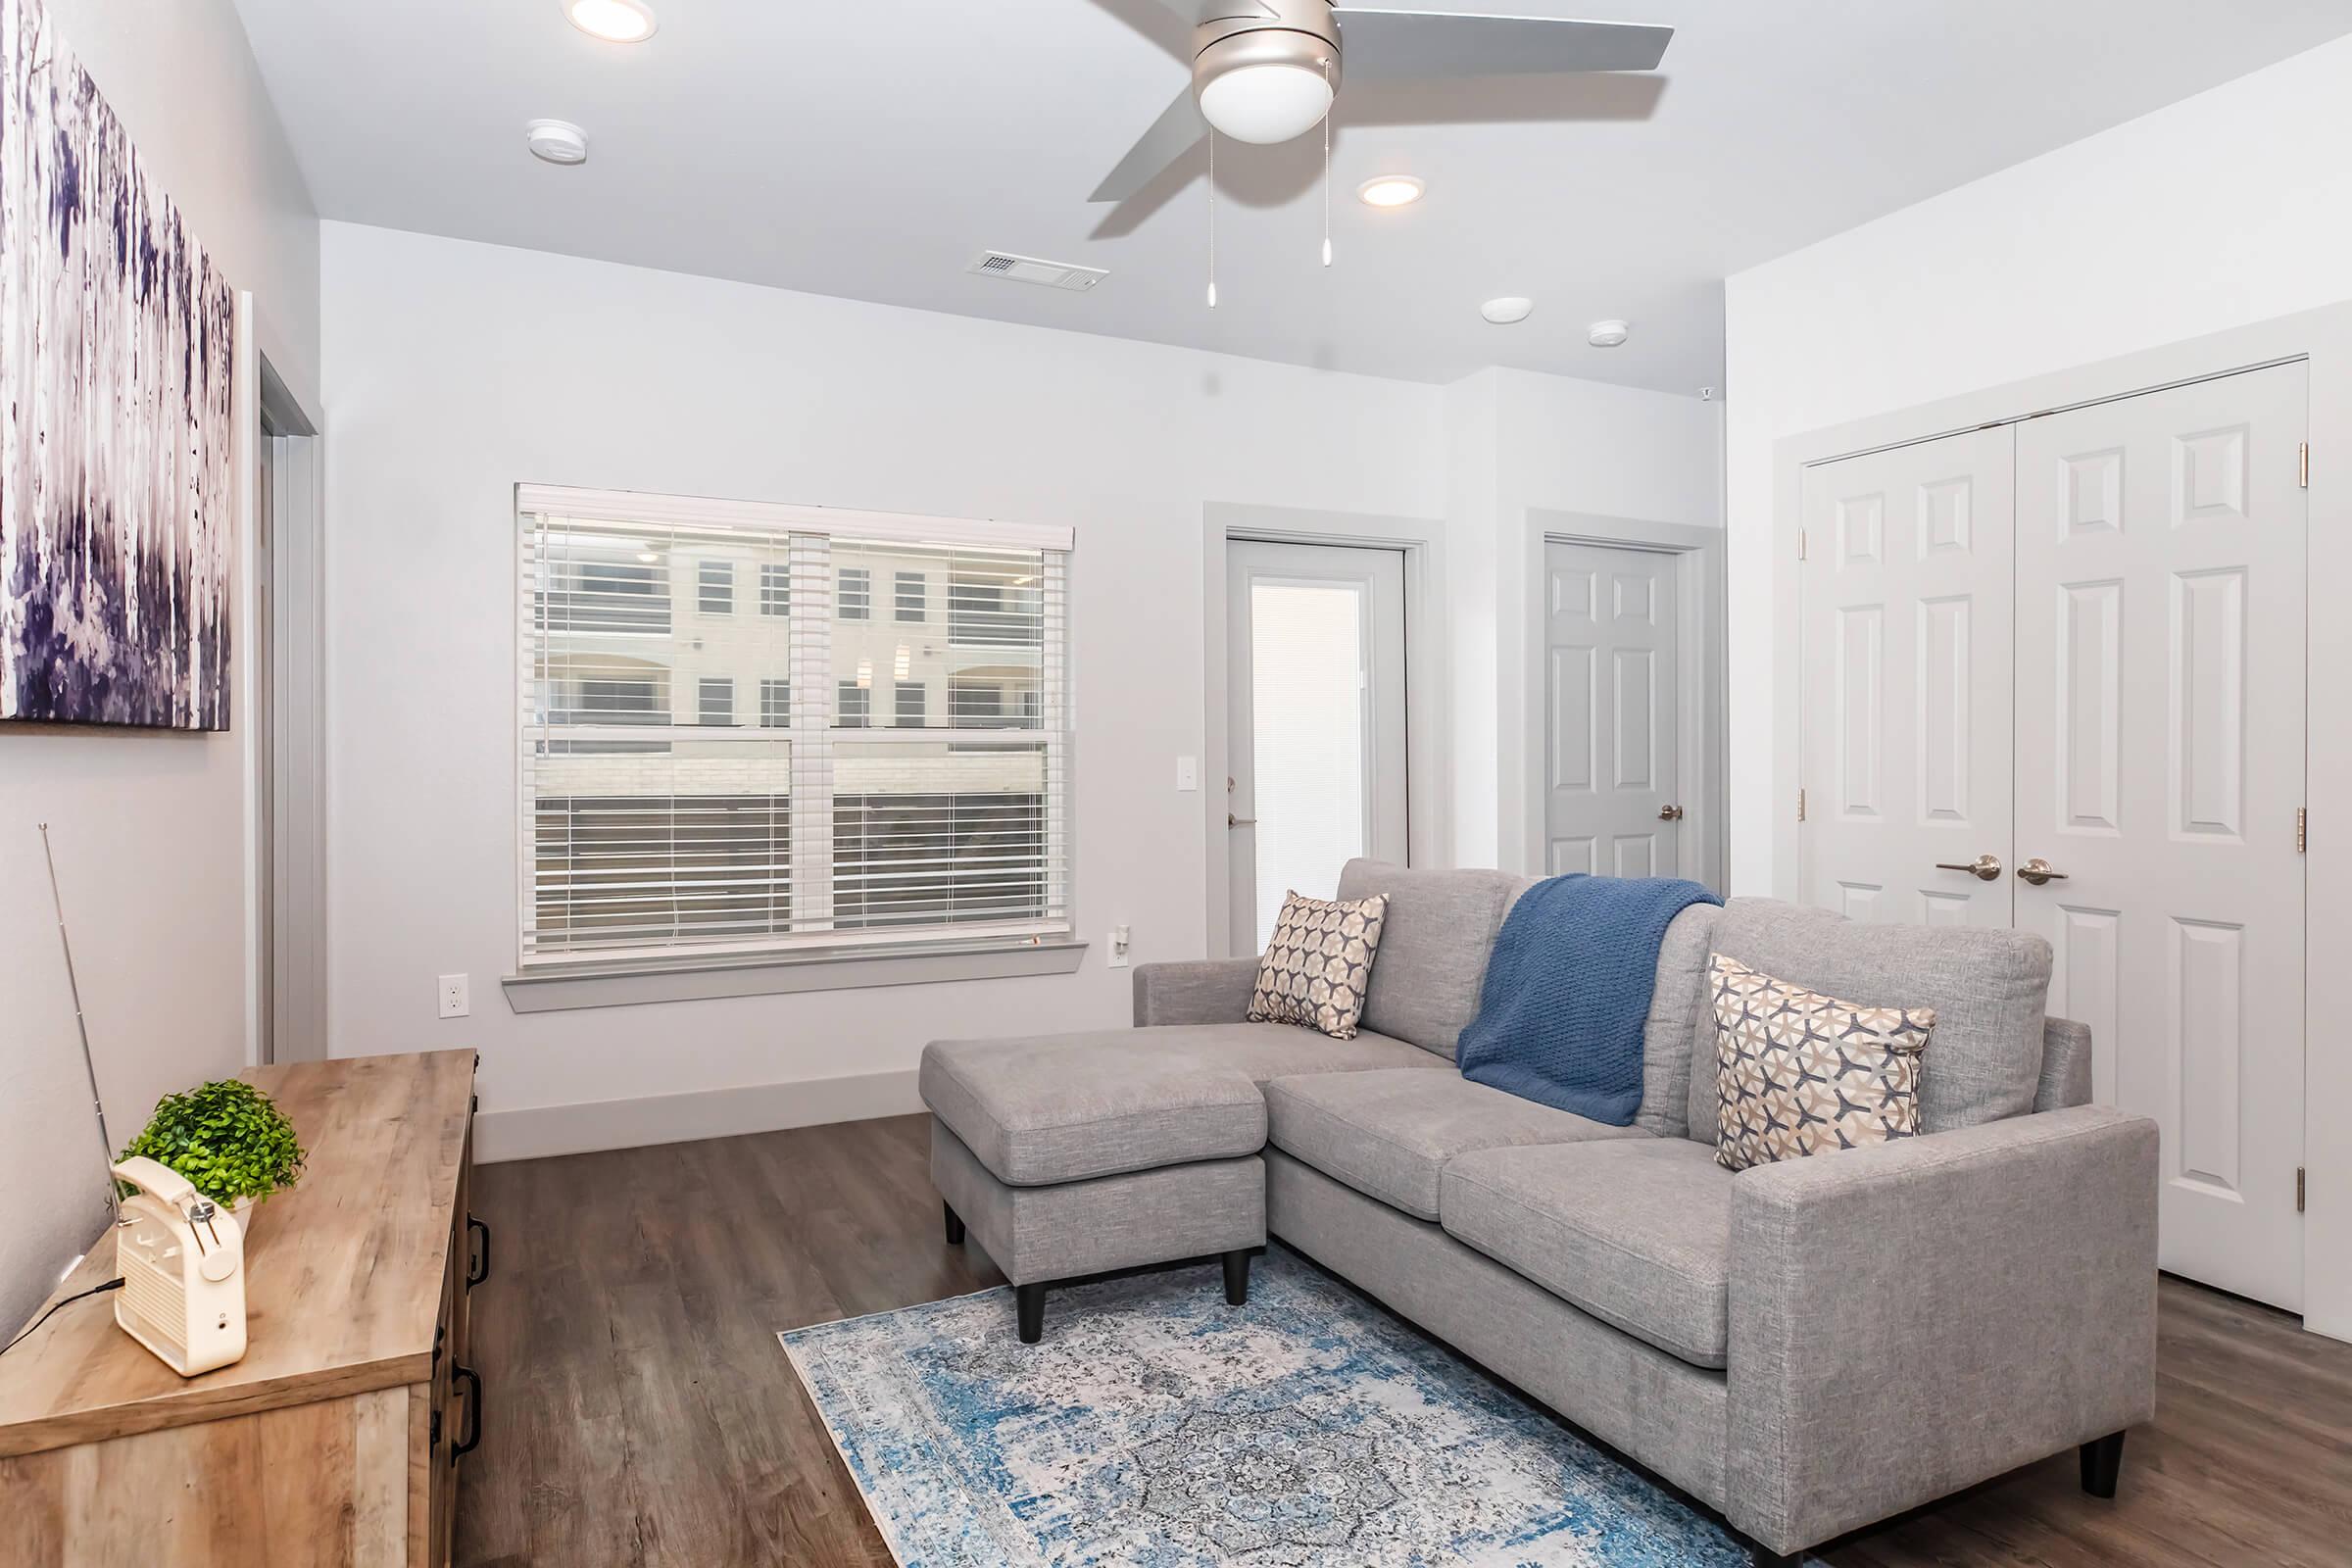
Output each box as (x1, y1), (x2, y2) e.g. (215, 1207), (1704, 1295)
(1657, 805), (1684, 821)
(1227, 813), (1257, 828)
(1934, 854), (2003, 881)
(2016, 858), (2069, 886)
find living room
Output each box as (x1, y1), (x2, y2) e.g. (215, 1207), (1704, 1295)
(1, 2), (2347, 1564)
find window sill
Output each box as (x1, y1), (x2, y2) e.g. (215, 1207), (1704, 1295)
(500, 938), (1089, 1013)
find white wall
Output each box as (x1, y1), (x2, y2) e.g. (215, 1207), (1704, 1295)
(319, 223), (1720, 1159)
(319, 222), (1454, 1156)
(1724, 33), (2352, 893)
(1446, 368), (1723, 873)
(1, 0), (317, 1334)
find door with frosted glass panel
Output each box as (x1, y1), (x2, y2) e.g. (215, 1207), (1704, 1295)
(1225, 542), (1408, 955)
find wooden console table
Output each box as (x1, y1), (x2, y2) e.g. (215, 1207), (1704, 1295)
(0, 1051), (485, 1567)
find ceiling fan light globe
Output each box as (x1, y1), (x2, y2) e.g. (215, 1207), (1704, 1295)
(1198, 63), (1333, 145)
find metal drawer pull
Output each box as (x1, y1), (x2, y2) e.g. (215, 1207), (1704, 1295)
(1934, 854), (2002, 881)
(466, 1214), (490, 1290)
(452, 1365), (482, 1462)
(2016, 858), (2069, 886)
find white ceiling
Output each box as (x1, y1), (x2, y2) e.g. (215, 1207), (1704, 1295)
(231, 0), (2352, 391)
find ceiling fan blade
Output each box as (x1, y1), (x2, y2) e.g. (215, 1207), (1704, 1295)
(1331, 10), (1672, 80)
(1149, 0), (1277, 22)
(1090, 86), (1209, 204)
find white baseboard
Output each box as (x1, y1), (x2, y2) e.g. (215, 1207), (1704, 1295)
(473, 1068), (924, 1163)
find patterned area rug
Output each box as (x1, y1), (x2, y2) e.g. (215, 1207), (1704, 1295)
(781, 1247), (1768, 1566)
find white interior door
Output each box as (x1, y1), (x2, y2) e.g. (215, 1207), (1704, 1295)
(1225, 541), (1408, 955)
(1799, 426), (2017, 926)
(1544, 540), (1683, 877)
(2014, 363), (2308, 1310)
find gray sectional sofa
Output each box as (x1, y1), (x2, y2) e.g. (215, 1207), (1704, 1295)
(919, 859), (2160, 1564)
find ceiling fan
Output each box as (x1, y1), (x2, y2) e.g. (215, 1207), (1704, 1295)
(1091, 1), (1675, 204)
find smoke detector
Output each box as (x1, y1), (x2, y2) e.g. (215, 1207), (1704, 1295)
(1588, 318), (1631, 348)
(967, 251), (1108, 292)
(1481, 297), (1535, 325)
(525, 120), (590, 166)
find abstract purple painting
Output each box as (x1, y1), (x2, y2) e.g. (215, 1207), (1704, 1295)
(1, 0), (235, 730)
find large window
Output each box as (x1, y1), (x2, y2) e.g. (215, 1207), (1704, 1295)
(519, 487), (1072, 968)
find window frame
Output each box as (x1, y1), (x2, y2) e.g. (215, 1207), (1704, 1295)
(514, 485), (1076, 984)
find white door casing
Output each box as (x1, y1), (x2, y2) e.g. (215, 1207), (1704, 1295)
(1544, 540), (1683, 878)
(2013, 363), (2308, 1311)
(1224, 541), (1409, 955)
(1799, 426), (2018, 928)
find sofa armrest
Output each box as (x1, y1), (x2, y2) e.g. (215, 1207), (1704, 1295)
(1132, 957), (1260, 1026)
(1724, 1106), (2158, 1555)
(2035, 1016), (2094, 1111)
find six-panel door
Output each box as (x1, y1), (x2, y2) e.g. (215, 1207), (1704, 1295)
(1544, 539), (1684, 878)
(2013, 363), (2308, 1311)
(1799, 425), (2017, 927)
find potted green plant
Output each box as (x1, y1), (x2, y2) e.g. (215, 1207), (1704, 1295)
(118, 1079), (306, 1234)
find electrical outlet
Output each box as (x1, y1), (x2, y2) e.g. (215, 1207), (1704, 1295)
(1108, 925), (1132, 968)
(438, 974), (470, 1019)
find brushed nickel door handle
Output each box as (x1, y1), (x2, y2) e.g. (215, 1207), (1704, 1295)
(1228, 813), (1257, 828)
(2016, 858), (2069, 886)
(1935, 854), (2003, 881)
(1658, 805), (1684, 821)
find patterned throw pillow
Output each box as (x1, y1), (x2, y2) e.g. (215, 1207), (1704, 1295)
(1709, 954), (1934, 1172)
(1249, 891), (1389, 1040)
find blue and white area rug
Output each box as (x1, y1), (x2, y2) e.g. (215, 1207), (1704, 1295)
(780, 1247), (1765, 1566)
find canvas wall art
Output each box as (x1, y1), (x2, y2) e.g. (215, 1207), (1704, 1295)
(0, 0), (236, 730)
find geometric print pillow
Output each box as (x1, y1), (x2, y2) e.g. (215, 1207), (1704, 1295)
(1248, 891), (1389, 1040)
(1708, 953), (1935, 1173)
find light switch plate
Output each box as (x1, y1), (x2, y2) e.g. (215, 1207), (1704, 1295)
(1175, 756), (1199, 791)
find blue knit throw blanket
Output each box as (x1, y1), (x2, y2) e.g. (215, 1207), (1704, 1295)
(1457, 873), (1724, 1125)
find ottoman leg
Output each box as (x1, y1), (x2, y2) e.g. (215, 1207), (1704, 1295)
(1016, 1282), (1047, 1344)
(943, 1200), (965, 1247)
(1222, 1249), (1251, 1306)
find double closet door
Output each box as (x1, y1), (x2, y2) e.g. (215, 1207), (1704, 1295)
(1799, 362), (2309, 1311)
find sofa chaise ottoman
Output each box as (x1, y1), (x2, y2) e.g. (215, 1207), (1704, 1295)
(918, 859), (2159, 1566)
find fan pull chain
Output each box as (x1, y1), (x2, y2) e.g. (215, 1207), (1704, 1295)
(1206, 130), (1219, 309)
(1321, 59), (1333, 268)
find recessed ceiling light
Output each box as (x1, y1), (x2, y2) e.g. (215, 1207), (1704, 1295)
(1481, 297), (1534, 325)
(525, 119), (590, 166)
(563, 0), (657, 43)
(1588, 318), (1631, 348)
(1357, 175), (1426, 209)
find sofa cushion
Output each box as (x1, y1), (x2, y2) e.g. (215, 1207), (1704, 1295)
(1441, 1139), (1735, 1368)
(1337, 859), (1530, 1058)
(1688, 898), (2052, 1141)
(921, 1023), (1445, 1186)
(1264, 1068), (1642, 1221)
(1633, 902), (1721, 1138)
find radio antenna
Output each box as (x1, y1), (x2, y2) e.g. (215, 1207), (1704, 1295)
(38, 823), (120, 1227)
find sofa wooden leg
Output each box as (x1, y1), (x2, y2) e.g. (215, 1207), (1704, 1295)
(943, 1200), (965, 1247)
(1748, 1547), (1802, 1568)
(2081, 1430), (2126, 1498)
(1222, 1249), (1251, 1306)
(1015, 1282), (1047, 1344)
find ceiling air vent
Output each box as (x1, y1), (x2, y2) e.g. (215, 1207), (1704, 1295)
(967, 251), (1107, 292)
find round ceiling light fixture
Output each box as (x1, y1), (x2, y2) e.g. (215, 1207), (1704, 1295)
(563, 0), (657, 43)
(525, 119), (591, 166)
(1194, 25), (1337, 145)
(1588, 318), (1632, 348)
(1357, 175), (1425, 209)
(1481, 297), (1535, 325)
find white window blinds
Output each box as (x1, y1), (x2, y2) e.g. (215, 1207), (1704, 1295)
(517, 486), (1073, 968)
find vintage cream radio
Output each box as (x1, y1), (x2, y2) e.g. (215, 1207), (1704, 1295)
(109, 1155), (248, 1376)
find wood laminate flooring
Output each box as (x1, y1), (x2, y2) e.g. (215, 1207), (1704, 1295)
(454, 1114), (2351, 1567)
